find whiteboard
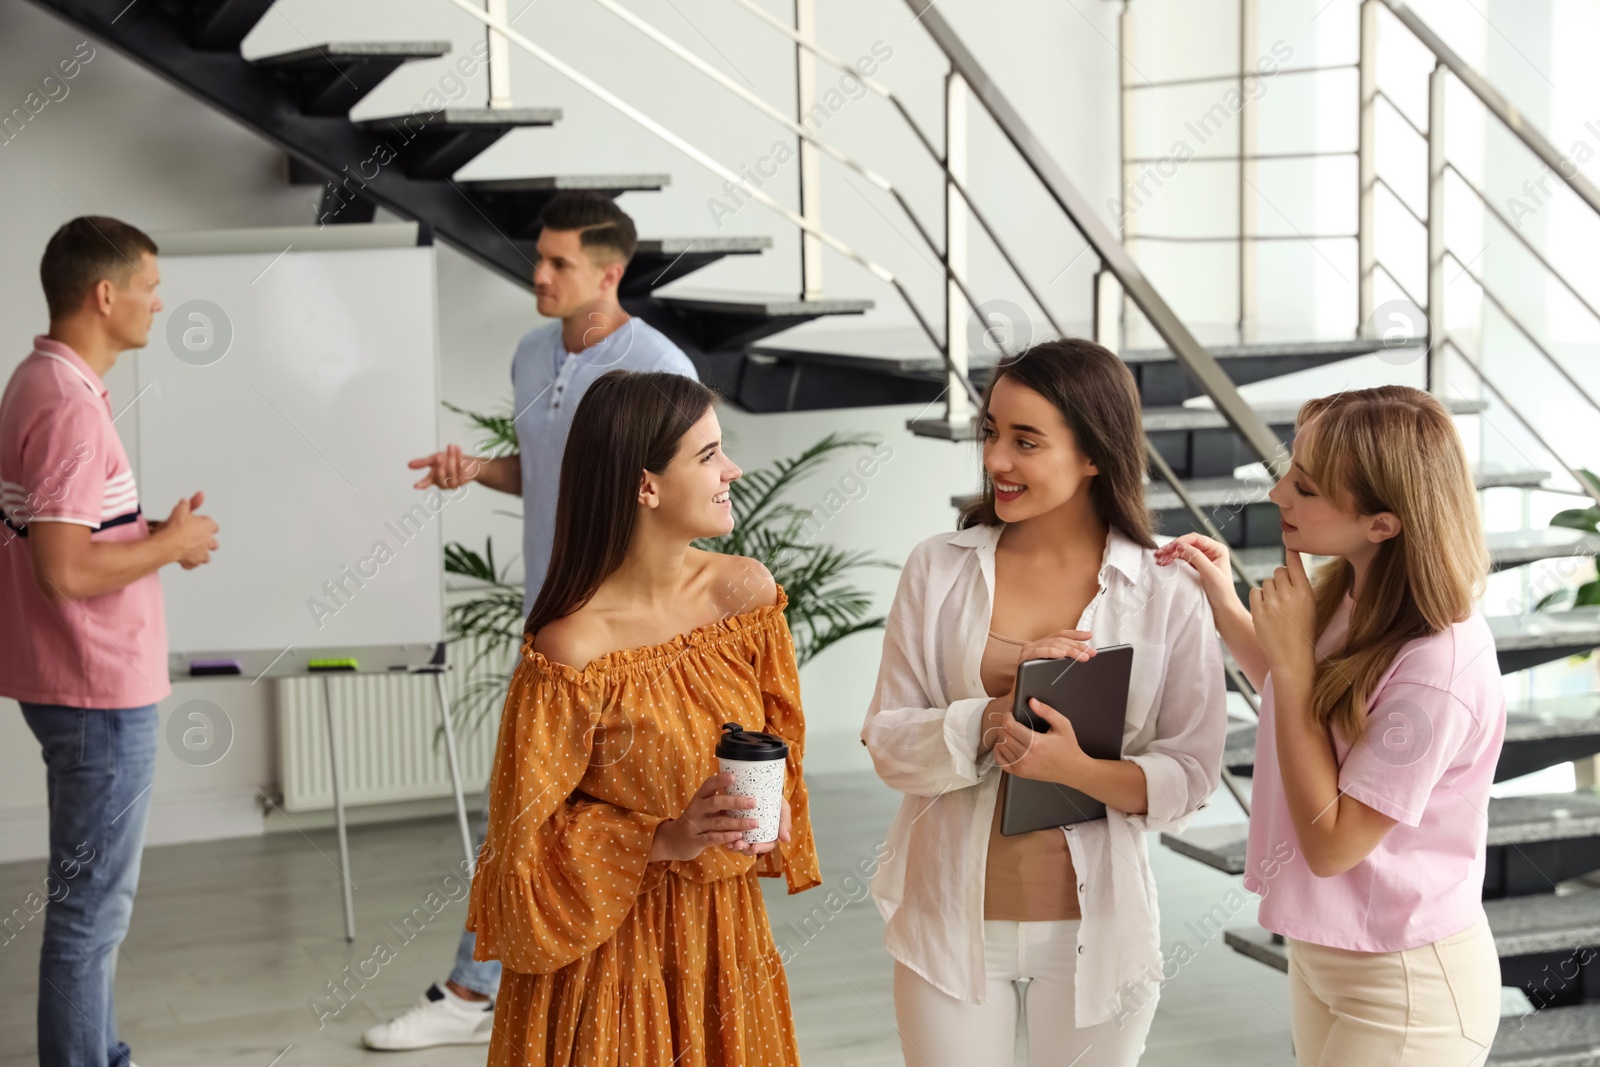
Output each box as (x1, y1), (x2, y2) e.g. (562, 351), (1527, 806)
(136, 235), (444, 677)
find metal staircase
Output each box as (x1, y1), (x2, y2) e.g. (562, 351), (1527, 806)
(1109, 1), (1600, 1062)
(27, 0), (1600, 1060)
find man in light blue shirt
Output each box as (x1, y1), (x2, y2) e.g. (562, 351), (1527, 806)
(376, 192), (698, 1050)
(504, 296), (695, 616)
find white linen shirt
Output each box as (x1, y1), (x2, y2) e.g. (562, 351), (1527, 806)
(860, 520), (1226, 1026)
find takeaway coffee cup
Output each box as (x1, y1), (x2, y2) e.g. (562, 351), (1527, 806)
(716, 722), (788, 845)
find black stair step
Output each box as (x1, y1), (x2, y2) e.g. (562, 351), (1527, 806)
(1493, 607), (1600, 674)
(36, 0), (552, 291)
(253, 42), (450, 116)
(622, 238), (770, 297)
(1145, 396), (1486, 479)
(502, 236), (772, 292)
(1162, 791), (1600, 895)
(1224, 694), (1600, 782)
(649, 289), (873, 352)
(1221, 926), (1288, 973)
(171, 0), (274, 51)
(1492, 527), (1600, 573)
(1161, 822), (1250, 875)
(751, 329), (1417, 407)
(465, 173), (670, 238)
(1124, 336), (1430, 405)
(354, 108), (561, 179)
(1141, 395), (1483, 433)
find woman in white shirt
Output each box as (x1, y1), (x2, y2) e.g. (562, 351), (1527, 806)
(861, 338), (1228, 1066)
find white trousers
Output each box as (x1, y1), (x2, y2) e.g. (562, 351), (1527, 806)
(892, 919), (1157, 1067)
(1287, 916), (1501, 1066)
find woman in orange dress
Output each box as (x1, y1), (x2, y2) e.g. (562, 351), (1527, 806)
(466, 369), (822, 1067)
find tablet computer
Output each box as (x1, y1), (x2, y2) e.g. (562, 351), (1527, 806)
(999, 644), (1134, 836)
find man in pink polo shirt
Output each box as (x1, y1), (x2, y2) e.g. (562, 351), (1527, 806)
(0, 216), (218, 1067)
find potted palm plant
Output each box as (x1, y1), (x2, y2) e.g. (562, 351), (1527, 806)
(440, 400), (900, 740)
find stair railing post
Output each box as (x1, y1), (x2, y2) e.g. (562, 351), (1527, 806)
(1427, 61), (1448, 395)
(1094, 267), (1121, 354)
(1238, 0), (1258, 342)
(945, 68), (971, 427)
(486, 0), (513, 108)
(794, 0), (823, 300)
(1358, 0), (1377, 332)
(1118, 1), (1136, 343)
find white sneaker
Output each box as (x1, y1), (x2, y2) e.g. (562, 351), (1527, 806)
(361, 982), (493, 1050)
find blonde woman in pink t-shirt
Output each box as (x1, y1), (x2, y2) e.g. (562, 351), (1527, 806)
(1157, 385), (1506, 1065)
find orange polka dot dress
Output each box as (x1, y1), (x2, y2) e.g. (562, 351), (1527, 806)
(467, 583), (822, 1067)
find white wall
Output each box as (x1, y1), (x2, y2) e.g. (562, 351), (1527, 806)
(0, 0), (1120, 860)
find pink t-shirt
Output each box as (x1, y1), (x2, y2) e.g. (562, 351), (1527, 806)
(0, 337), (169, 708)
(1244, 589), (1506, 951)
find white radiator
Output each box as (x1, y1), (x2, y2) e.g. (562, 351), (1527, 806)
(277, 661), (506, 812)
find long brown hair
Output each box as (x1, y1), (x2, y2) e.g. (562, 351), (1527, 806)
(957, 337), (1155, 548)
(523, 369), (720, 638)
(1294, 386), (1490, 742)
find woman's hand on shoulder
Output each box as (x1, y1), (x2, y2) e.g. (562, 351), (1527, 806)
(1154, 534), (1234, 608)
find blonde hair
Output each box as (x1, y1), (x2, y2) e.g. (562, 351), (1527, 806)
(1293, 386), (1490, 743)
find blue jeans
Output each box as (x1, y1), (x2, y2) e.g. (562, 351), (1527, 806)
(20, 703), (158, 1067)
(448, 813), (501, 1000)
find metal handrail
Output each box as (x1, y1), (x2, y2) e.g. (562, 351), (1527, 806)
(1374, 175), (1425, 228)
(1444, 251), (1600, 421)
(1444, 163), (1600, 330)
(607, 0), (1081, 401)
(1377, 0), (1600, 218)
(447, 0), (1292, 701)
(1374, 88), (1426, 141)
(1124, 62), (1358, 91)
(1136, 233), (1358, 243)
(1126, 150), (1354, 164)
(904, 0), (1288, 473)
(440, 0), (980, 408)
(1441, 339), (1600, 512)
(465, 0), (1295, 485)
(1372, 260), (1425, 313)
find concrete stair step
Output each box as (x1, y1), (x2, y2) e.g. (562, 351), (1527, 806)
(649, 289), (874, 352)
(621, 238), (772, 296)
(465, 173), (670, 237)
(354, 108), (561, 179)
(1492, 606), (1600, 674)
(1490, 1002), (1600, 1065)
(253, 41), (451, 116)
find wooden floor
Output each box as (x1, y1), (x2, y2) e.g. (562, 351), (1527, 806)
(0, 772), (1294, 1066)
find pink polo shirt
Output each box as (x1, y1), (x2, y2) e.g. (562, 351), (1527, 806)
(1244, 589), (1506, 951)
(0, 337), (169, 708)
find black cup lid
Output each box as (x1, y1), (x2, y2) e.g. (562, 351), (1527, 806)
(716, 722), (788, 761)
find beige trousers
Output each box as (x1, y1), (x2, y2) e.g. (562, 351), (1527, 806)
(1286, 917), (1500, 1066)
